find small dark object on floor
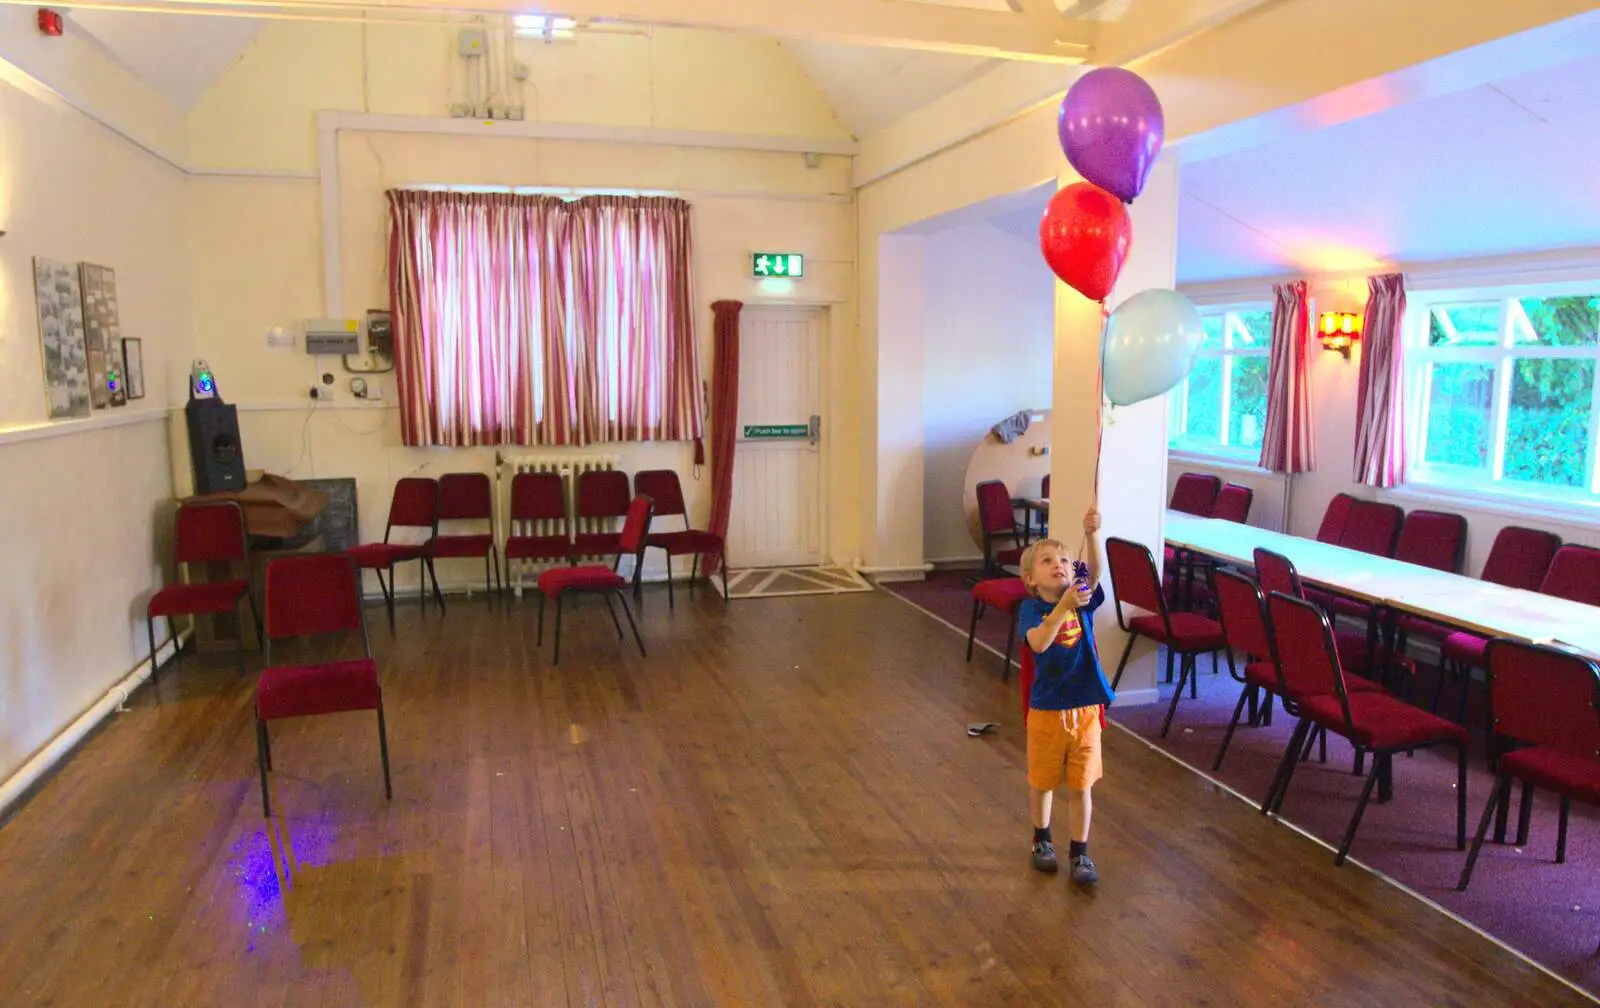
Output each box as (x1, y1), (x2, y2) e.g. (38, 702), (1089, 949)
(967, 722), (1000, 737)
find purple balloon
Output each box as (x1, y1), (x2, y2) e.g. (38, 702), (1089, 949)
(1057, 68), (1165, 204)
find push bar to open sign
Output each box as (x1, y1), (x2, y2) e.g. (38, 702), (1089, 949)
(743, 424), (810, 439)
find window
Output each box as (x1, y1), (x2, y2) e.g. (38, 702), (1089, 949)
(1406, 286), (1600, 505)
(1167, 306), (1272, 460)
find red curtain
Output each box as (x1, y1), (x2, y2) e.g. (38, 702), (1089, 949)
(705, 300), (742, 576)
(388, 190), (702, 447)
(1353, 272), (1409, 488)
(1259, 280), (1314, 473)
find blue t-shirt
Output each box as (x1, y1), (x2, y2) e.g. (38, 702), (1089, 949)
(1020, 583), (1115, 712)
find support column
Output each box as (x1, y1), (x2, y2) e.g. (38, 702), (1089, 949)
(866, 232), (929, 580)
(1049, 158), (1179, 706)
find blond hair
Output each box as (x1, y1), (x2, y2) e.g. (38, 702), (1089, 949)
(1018, 538), (1070, 596)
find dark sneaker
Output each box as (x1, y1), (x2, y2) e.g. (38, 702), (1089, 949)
(1031, 841), (1058, 873)
(1070, 854), (1099, 885)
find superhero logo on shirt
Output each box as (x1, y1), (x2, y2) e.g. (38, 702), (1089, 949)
(1055, 611), (1083, 649)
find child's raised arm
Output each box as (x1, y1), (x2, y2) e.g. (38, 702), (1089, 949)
(1081, 508), (1103, 587)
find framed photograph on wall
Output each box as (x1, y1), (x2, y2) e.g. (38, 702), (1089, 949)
(122, 338), (145, 400)
(78, 262), (120, 409)
(32, 257), (91, 419)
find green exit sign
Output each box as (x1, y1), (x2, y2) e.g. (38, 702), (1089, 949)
(752, 252), (804, 278)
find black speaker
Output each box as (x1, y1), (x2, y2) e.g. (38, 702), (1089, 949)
(186, 398), (246, 494)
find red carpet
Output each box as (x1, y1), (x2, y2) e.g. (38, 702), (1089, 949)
(885, 569), (1600, 999)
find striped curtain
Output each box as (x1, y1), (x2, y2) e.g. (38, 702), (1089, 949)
(564, 196), (701, 444)
(1352, 272), (1408, 488)
(1258, 280), (1314, 473)
(387, 190), (702, 447)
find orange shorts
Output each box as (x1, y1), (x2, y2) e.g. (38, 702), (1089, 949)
(1026, 706), (1104, 792)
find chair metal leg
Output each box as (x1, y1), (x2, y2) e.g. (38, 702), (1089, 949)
(665, 556), (675, 611)
(1263, 719), (1311, 815)
(1458, 775), (1511, 890)
(493, 549), (503, 597)
(690, 554), (700, 588)
(1002, 617), (1015, 682)
(1457, 743), (1468, 850)
(720, 553), (730, 602)
(1111, 633), (1138, 690)
(1515, 781), (1534, 848)
(552, 594), (564, 665)
(377, 567), (396, 632)
(147, 616), (159, 689)
(377, 704), (393, 801)
(1558, 796), (1571, 863)
(426, 557), (447, 613)
(255, 720), (272, 818)
(617, 593), (647, 657)
(966, 598), (982, 662)
(1335, 754), (1387, 866)
(1159, 654), (1192, 738)
(602, 593), (624, 639)
(1213, 685), (1253, 772)
(246, 591), (264, 647)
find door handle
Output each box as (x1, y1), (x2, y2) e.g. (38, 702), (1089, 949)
(809, 414), (821, 446)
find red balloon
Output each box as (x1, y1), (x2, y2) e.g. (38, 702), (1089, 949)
(1039, 182), (1133, 302)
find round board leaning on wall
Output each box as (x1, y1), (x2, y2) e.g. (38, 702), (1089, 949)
(963, 409), (1052, 552)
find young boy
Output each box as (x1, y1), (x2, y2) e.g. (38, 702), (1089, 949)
(1018, 508), (1111, 884)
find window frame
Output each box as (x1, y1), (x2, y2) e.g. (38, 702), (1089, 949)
(1404, 281), (1600, 510)
(1166, 301), (1273, 463)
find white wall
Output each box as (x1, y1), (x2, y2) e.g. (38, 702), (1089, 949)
(0, 49), (189, 783)
(182, 22), (859, 588)
(920, 221), (1053, 563)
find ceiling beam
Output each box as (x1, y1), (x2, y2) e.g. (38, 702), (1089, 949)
(1090, 0), (1286, 66)
(31, 0), (1096, 62)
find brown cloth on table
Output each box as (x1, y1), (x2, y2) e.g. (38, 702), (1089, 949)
(990, 410), (1032, 445)
(181, 473), (328, 540)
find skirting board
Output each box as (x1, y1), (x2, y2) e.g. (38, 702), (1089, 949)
(0, 628), (189, 820)
(1112, 688), (1159, 708)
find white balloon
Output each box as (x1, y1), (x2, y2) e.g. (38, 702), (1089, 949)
(1101, 289), (1206, 407)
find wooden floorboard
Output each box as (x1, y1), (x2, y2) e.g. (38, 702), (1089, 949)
(0, 585), (1590, 1007)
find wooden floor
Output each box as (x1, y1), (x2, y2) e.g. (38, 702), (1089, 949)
(0, 584), (1589, 1007)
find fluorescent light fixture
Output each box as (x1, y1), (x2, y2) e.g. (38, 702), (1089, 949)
(514, 13), (576, 38)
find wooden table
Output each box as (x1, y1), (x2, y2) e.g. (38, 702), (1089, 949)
(179, 473), (330, 652)
(1164, 511), (1600, 657)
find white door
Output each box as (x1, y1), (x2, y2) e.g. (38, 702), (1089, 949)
(728, 306), (823, 567)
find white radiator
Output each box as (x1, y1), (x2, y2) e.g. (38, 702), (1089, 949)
(495, 450), (623, 594)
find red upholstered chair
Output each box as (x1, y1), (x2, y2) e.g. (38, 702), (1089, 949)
(1210, 483), (1254, 524)
(505, 471), (573, 569)
(1437, 544), (1600, 718)
(1262, 591), (1467, 866)
(255, 554), (391, 818)
(1332, 509), (1466, 644)
(633, 469), (728, 607)
(1105, 537), (1229, 738)
(573, 470), (632, 561)
(1253, 547), (1409, 686)
(1458, 639), (1600, 891)
(975, 480), (1025, 576)
(147, 501), (261, 682)
(1303, 500), (1404, 614)
(346, 477), (446, 632)
(430, 472), (500, 597)
(537, 495), (651, 665)
(1169, 472), (1222, 516)
(1209, 568), (1279, 772)
(1315, 493), (1358, 544)
(966, 577), (1030, 680)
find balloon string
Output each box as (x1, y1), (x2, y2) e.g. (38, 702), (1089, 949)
(1085, 301), (1110, 562)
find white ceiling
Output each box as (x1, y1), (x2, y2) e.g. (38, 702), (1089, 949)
(69, 10), (261, 110)
(1176, 49), (1600, 285)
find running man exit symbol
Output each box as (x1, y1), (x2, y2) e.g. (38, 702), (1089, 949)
(752, 252), (804, 279)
